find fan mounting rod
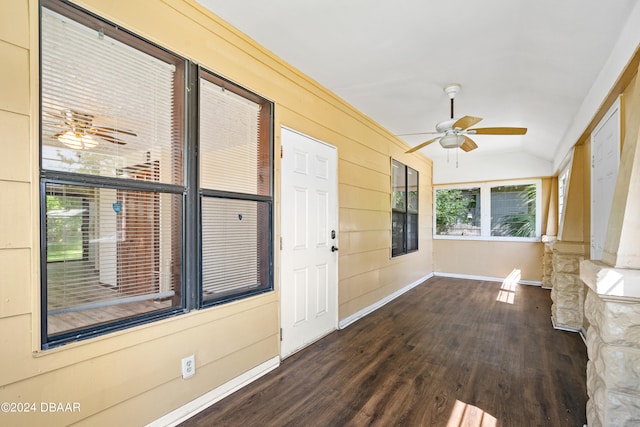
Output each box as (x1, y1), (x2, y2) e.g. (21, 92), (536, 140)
(444, 84), (461, 119)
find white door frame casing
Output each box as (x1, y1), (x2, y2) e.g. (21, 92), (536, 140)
(279, 126), (339, 358)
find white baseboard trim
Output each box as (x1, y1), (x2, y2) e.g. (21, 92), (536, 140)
(579, 327), (587, 345)
(338, 273), (434, 329)
(550, 316), (581, 333)
(147, 356), (280, 427)
(434, 272), (543, 287)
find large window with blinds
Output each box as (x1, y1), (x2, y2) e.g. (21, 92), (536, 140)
(40, 0), (273, 347)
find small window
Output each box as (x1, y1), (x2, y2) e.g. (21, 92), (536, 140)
(392, 160), (419, 256)
(434, 180), (541, 241)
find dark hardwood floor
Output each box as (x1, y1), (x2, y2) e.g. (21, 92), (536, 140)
(181, 276), (587, 427)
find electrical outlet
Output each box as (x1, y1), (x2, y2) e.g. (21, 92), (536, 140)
(181, 355), (195, 379)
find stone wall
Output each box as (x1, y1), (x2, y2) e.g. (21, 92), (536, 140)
(584, 288), (640, 426)
(550, 242), (586, 330)
(581, 260), (640, 427)
(542, 237), (555, 289)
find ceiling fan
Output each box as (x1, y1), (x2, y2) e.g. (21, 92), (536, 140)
(401, 84), (527, 154)
(51, 109), (136, 150)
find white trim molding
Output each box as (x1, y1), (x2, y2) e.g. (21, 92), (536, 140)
(147, 356), (280, 427)
(434, 272), (542, 287)
(338, 273), (434, 329)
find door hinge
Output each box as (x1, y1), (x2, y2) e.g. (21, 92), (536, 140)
(280, 236), (283, 250)
(280, 328), (283, 341)
(280, 146), (283, 158)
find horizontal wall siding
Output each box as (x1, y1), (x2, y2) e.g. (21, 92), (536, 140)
(0, 0), (433, 425)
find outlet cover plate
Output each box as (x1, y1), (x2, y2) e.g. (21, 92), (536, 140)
(181, 355), (195, 379)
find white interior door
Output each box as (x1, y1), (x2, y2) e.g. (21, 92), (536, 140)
(280, 127), (338, 358)
(591, 97), (620, 260)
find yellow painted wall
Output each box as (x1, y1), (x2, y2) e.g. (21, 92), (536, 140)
(0, 0), (432, 425)
(434, 240), (543, 281)
(433, 178), (551, 282)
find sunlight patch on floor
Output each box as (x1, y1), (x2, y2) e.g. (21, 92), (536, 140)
(496, 269), (521, 304)
(446, 400), (498, 427)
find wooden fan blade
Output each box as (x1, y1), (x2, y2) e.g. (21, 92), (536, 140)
(468, 127), (527, 135)
(94, 126), (137, 137)
(396, 131), (441, 136)
(460, 136), (478, 152)
(92, 132), (127, 145)
(406, 137), (439, 153)
(452, 116), (482, 130)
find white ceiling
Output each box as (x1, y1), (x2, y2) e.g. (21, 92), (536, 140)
(197, 0), (640, 182)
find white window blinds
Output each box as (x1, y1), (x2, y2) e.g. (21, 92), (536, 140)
(41, 8), (182, 185)
(199, 75), (271, 301)
(199, 78), (261, 194)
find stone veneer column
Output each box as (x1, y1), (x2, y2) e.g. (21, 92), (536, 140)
(581, 261), (640, 427)
(551, 241), (588, 330)
(542, 236), (556, 289)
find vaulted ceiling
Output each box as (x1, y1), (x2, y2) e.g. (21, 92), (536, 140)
(197, 0), (640, 182)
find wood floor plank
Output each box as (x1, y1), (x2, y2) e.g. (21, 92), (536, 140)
(181, 277), (587, 427)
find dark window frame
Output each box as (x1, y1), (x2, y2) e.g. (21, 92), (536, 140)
(198, 67), (274, 307)
(40, 0), (274, 348)
(391, 159), (419, 257)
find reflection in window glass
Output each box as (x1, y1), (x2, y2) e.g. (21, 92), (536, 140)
(46, 193), (87, 262)
(45, 183), (182, 337)
(490, 184), (536, 237)
(435, 188), (481, 236)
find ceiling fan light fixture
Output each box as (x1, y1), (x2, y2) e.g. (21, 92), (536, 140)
(439, 133), (465, 149)
(58, 130), (98, 150)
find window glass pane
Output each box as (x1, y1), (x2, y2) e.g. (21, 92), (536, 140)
(392, 211), (406, 256)
(407, 213), (418, 251)
(41, 8), (183, 185)
(46, 193), (87, 262)
(435, 188), (481, 236)
(407, 167), (418, 213)
(558, 167), (570, 226)
(201, 197), (271, 302)
(200, 77), (269, 195)
(46, 183), (182, 336)
(490, 184), (536, 237)
(392, 160), (406, 211)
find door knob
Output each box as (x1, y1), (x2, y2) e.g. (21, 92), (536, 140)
(331, 245), (339, 252)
